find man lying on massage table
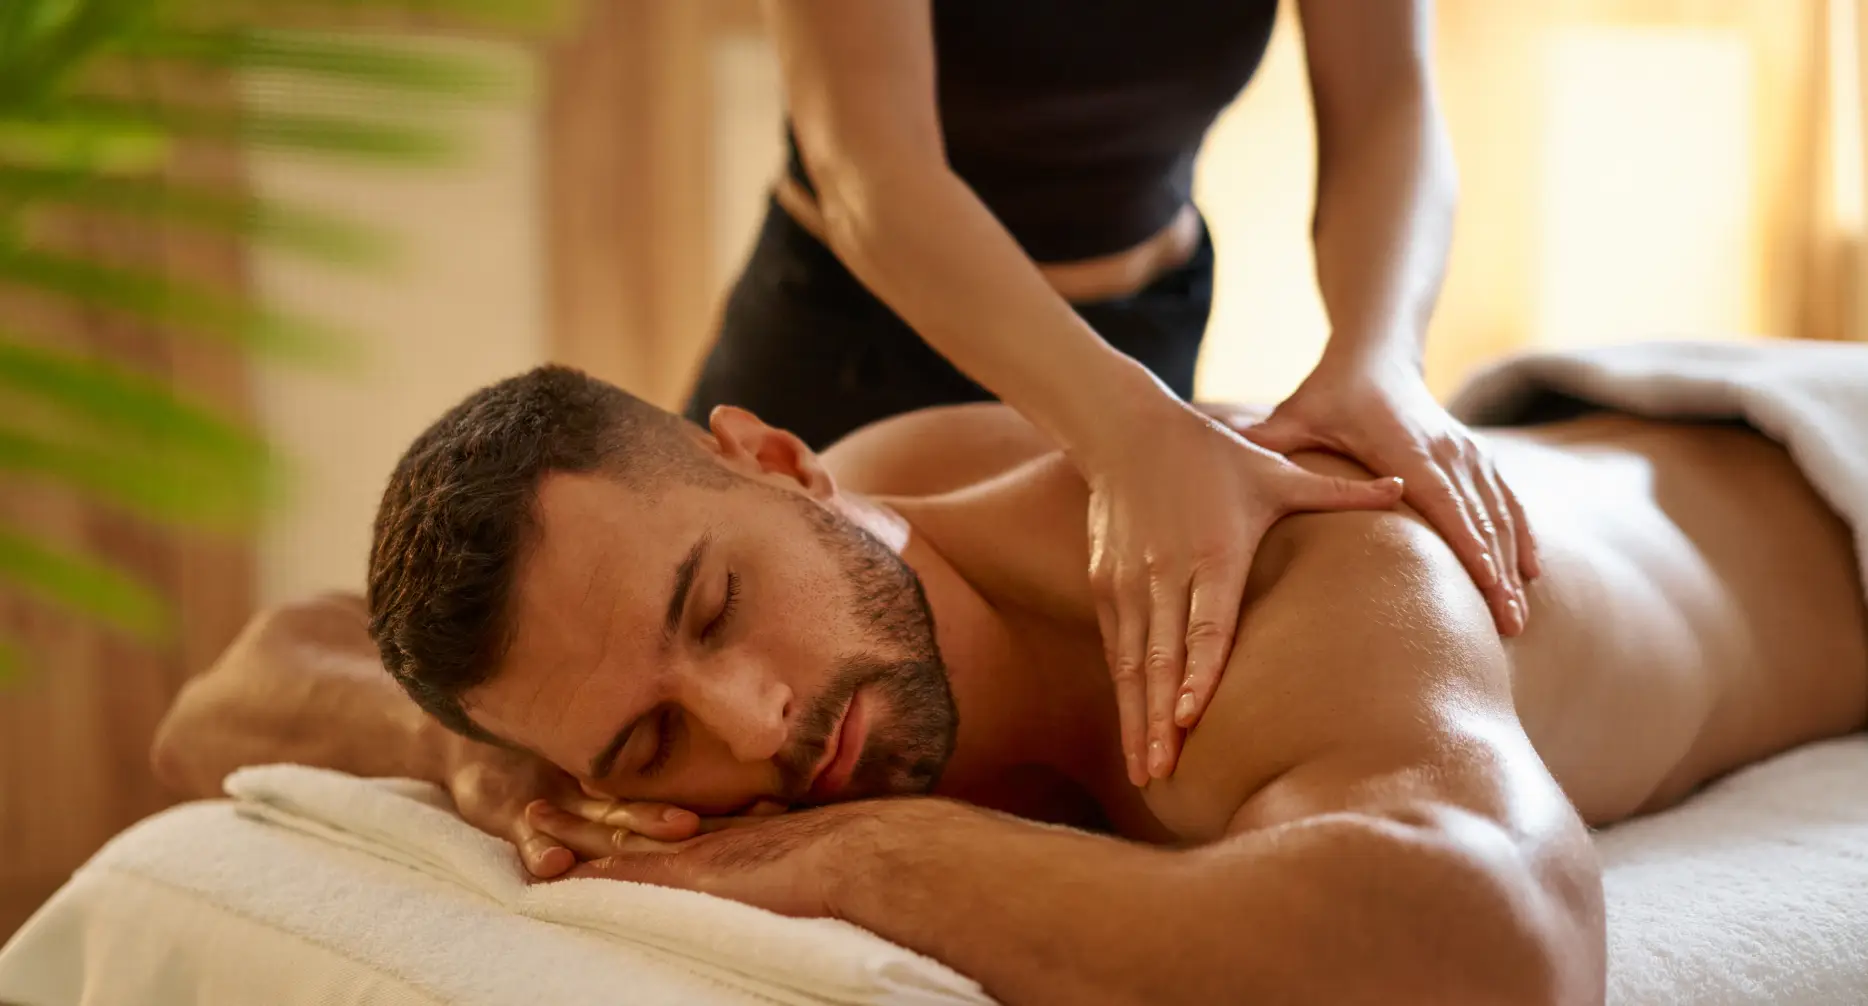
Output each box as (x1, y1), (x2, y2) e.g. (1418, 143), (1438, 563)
(154, 364), (1867, 1006)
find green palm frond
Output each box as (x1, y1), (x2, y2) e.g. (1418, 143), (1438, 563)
(116, 29), (516, 97)
(0, 335), (270, 495)
(0, 0), (559, 675)
(0, 527), (169, 641)
(0, 637), (20, 684)
(0, 245), (354, 360)
(0, 165), (387, 263)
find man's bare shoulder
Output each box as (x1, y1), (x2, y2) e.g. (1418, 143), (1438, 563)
(820, 403), (1058, 497)
(1142, 496), (1520, 841)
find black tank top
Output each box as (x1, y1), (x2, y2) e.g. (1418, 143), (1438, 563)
(786, 0), (1280, 263)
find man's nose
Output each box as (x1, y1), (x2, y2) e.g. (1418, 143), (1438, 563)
(682, 661), (793, 764)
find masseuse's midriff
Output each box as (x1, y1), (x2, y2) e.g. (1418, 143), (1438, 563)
(773, 176), (1203, 303)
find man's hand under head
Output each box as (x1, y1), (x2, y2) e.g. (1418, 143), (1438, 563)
(441, 738), (703, 878)
(545, 799), (887, 919)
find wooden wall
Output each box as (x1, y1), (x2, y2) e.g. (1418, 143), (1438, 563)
(0, 70), (256, 939)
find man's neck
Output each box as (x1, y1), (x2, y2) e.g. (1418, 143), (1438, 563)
(831, 488), (1122, 818)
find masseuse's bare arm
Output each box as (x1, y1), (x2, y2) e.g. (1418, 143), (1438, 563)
(825, 401), (1272, 499)
(577, 511), (1603, 1004)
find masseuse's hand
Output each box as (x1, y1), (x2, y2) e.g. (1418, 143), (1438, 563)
(1081, 396), (1405, 787)
(1240, 359), (1539, 637)
(442, 739), (700, 878)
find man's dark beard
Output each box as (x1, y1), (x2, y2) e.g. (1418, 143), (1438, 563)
(769, 493), (958, 804)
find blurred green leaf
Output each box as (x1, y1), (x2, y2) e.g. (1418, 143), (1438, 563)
(0, 335), (269, 467)
(0, 527), (167, 640)
(116, 29), (516, 98)
(8, 98), (461, 163)
(0, 165), (387, 263)
(0, 423), (269, 528)
(0, 635), (19, 684)
(0, 0), (557, 681)
(160, 0), (560, 33)
(0, 115), (172, 173)
(0, 246), (355, 362)
(0, 0), (148, 106)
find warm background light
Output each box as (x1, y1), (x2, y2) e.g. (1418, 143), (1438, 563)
(4, 0), (1864, 940)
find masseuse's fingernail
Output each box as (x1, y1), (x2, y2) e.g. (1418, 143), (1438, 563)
(1125, 752), (1142, 785)
(1148, 740), (1167, 779)
(663, 807), (695, 825)
(1175, 691), (1197, 725)
(1481, 552), (1500, 587)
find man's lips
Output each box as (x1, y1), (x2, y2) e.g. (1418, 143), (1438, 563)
(806, 686), (870, 803)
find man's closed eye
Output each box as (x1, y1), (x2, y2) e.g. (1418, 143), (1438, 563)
(702, 570), (741, 643)
(639, 706), (680, 777)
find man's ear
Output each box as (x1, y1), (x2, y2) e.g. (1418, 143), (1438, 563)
(706, 405), (837, 499)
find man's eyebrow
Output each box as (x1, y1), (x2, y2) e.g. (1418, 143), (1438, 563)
(663, 531), (712, 643)
(587, 532), (712, 780)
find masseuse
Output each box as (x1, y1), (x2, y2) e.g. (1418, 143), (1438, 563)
(684, 0), (1536, 786)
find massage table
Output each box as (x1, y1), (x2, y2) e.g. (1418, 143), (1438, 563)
(6, 339), (1868, 1004)
(2, 737), (1866, 1005)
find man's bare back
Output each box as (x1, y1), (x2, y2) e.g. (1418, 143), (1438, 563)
(826, 404), (1868, 829)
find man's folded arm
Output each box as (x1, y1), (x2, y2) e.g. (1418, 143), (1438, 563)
(150, 592), (454, 797)
(824, 514), (1604, 1006)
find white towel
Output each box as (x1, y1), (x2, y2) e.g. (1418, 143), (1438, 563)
(1448, 337), (1868, 586)
(1595, 738), (1868, 1005)
(223, 764), (990, 1006)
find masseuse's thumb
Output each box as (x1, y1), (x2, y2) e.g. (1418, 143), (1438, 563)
(1239, 415), (1311, 455)
(1281, 470), (1405, 514)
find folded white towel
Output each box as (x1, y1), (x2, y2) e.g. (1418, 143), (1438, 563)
(223, 764), (991, 1006)
(1449, 337), (1868, 586)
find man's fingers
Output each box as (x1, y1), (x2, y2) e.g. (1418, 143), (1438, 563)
(1142, 572), (1190, 780)
(1178, 558), (1247, 729)
(527, 800), (669, 861)
(513, 810), (574, 878)
(561, 795), (700, 841)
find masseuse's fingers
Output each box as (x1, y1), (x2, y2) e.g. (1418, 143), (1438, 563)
(1091, 521), (1150, 788)
(1507, 479), (1540, 580)
(1404, 460), (1505, 619)
(1108, 574), (1151, 787)
(1443, 448), (1516, 635)
(1473, 460), (1526, 634)
(1142, 570), (1190, 779)
(561, 794), (701, 842)
(1177, 552), (1249, 729)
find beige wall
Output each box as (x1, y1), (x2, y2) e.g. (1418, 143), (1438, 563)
(701, 4), (1839, 409)
(246, 40), (546, 606)
(241, 7), (1846, 601)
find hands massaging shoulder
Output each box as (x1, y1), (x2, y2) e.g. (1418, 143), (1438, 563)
(156, 367), (1867, 1006)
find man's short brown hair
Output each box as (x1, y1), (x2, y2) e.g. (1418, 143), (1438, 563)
(366, 365), (730, 744)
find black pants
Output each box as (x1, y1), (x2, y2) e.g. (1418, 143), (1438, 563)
(684, 199), (1215, 450)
